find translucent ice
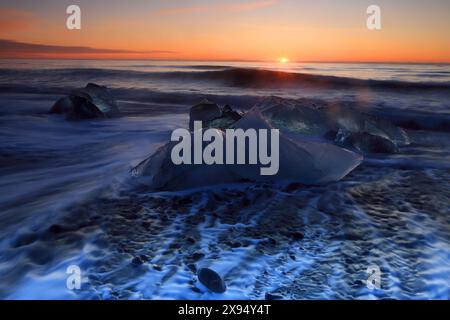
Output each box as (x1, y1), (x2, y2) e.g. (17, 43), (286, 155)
(133, 107), (363, 190)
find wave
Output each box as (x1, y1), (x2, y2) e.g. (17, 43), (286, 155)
(1, 66), (449, 132)
(121, 64), (231, 70)
(0, 83), (259, 107)
(1, 67), (449, 91)
(198, 68), (450, 90)
(374, 109), (450, 132)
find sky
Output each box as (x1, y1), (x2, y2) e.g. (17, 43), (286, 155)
(0, 0), (449, 62)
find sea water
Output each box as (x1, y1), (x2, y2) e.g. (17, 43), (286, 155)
(0, 60), (449, 299)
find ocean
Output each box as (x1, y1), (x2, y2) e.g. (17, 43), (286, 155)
(0, 59), (449, 299)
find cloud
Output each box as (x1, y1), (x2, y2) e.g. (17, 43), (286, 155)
(0, 8), (37, 32)
(0, 39), (177, 55)
(152, 0), (279, 16)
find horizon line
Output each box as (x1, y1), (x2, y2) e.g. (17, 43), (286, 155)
(0, 57), (449, 65)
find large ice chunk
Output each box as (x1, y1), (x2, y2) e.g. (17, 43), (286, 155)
(253, 96), (329, 136)
(254, 96), (410, 154)
(132, 107), (363, 190)
(228, 109), (363, 184)
(49, 83), (120, 120)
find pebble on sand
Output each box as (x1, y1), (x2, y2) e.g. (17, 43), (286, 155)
(197, 268), (226, 293)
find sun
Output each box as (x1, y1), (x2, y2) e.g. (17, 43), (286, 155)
(279, 57), (289, 64)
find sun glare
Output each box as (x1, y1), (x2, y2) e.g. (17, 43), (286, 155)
(279, 57), (289, 64)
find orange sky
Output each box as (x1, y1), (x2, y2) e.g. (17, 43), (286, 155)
(0, 0), (449, 62)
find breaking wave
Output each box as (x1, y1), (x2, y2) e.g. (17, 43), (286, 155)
(1, 67), (449, 91)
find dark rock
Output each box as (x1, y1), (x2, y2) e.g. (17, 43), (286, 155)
(323, 130), (338, 140)
(50, 95), (103, 120)
(197, 268), (226, 293)
(141, 221), (151, 229)
(222, 105), (233, 113)
(49, 83), (120, 120)
(176, 197), (193, 206)
(241, 197), (250, 207)
(49, 96), (75, 114)
(189, 99), (221, 131)
(354, 279), (364, 286)
(255, 96), (409, 148)
(47, 224), (67, 235)
(345, 232), (364, 241)
(169, 242), (182, 249)
(208, 105), (242, 129)
(283, 182), (303, 193)
(189, 100), (242, 130)
(187, 263), (197, 273)
(131, 256), (144, 265)
(152, 264), (163, 271)
(265, 293), (283, 300)
(82, 83), (119, 114)
(291, 232), (304, 241)
(335, 129), (398, 154)
(186, 237), (196, 245)
(222, 104), (242, 121)
(191, 252), (205, 261)
(229, 241), (242, 248)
